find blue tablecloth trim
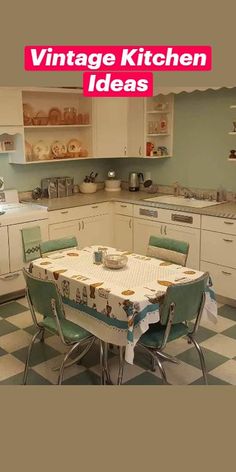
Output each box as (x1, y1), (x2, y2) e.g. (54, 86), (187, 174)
(62, 296), (159, 331)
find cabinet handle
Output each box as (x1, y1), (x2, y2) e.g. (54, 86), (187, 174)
(121, 205), (127, 208)
(61, 211), (69, 214)
(79, 222), (81, 231)
(124, 146), (127, 156)
(223, 238), (233, 242)
(139, 146), (142, 156)
(1, 273), (20, 281)
(82, 220), (84, 230)
(164, 225), (167, 235)
(222, 270), (232, 276)
(92, 206), (98, 209)
(160, 225), (163, 235)
(224, 221), (234, 225)
(129, 218), (132, 229)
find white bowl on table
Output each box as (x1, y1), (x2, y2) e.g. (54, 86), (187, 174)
(103, 254), (128, 269)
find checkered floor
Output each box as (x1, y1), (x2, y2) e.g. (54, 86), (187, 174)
(1, 297), (236, 385)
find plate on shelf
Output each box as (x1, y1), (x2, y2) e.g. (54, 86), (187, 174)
(51, 140), (67, 158)
(48, 107), (62, 125)
(67, 139), (82, 156)
(23, 103), (34, 125)
(33, 141), (50, 161)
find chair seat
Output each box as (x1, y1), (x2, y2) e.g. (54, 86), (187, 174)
(139, 322), (189, 349)
(40, 317), (93, 343)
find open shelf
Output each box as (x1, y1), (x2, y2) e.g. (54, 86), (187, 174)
(146, 110), (170, 114)
(228, 132), (236, 135)
(0, 150), (16, 154)
(147, 133), (170, 137)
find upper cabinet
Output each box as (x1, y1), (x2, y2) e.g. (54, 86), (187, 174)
(145, 93), (174, 159)
(127, 98), (145, 157)
(0, 87), (174, 163)
(93, 98), (128, 158)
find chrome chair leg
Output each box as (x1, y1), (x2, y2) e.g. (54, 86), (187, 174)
(39, 328), (45, 343)
(117, 346), (125, 385)
(103, 342), (113, 384)
(23, 328), (43, 385)
(154, 353), (168, 384)
(100, 340), (105, 385)
(57, 343), (81, 385)
(52, 337), (96, 371)
(155, 351), (180, 365)
(188, 335), (208, 385)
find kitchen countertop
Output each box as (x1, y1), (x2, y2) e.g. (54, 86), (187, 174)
(25, 190), (236, 219)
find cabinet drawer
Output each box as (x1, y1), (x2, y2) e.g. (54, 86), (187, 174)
(114, 202), (133, 216)
(200, 261), (236, 300)
(202, 215), (236, 234)
(48, 202), (111, 224)
(0, 271), (25, 298)
(201, 230), (236, 268)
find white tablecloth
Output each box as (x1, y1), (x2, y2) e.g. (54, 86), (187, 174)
(31, 245), (217, 363)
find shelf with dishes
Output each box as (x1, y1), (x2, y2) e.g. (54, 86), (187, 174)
(9, 88), (93, 164)
(24, 138), (90, 163)
(145, 93), (174, 158)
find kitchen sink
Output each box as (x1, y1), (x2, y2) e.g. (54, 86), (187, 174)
(143, 195), (224, 208)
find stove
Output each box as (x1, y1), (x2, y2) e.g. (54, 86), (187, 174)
(0, 189), (48, 302)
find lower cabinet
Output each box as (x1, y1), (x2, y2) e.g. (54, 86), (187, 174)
(201, 261), (236, 300)
(0, 227), (10, 275)
(114, 214), (133, 251)
(48, 209), (113, 249)
(79, 214), (112, 248)
(49, 220), (80, 241)
(133, 218), (200, 269)
(133, 218), (162, 254)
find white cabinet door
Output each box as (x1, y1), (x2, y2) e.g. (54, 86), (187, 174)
(127, 98), (145, 157)
(79, 215), (112, 248)
(49, 221), (79, 241)
(133, 218), (162, 255)
(0, 227), (9, 275)
(114, 215), (133, 251)
(94, 98), (128, 157)
(8, 220), (49, 272)
(0, 89), (23, 125)
(165, 223), (200, 269)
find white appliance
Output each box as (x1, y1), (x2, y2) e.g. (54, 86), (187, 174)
(0, 189), (48, 302)
(105, 169), (121, 192)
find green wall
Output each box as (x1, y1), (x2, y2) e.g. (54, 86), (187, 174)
(1, 87), (236, 192)
(0, 156), (112, 191)
(115, 87), (236, 191)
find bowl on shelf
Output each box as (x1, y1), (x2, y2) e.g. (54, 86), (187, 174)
(103, 254), (128, 270)
(32, 116), (49, 126)
(79, 182), (97, 194)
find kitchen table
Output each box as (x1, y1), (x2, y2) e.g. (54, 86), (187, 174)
(30, 245), (217, 364)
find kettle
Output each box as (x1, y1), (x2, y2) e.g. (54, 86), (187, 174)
(129, 172), (144, 192)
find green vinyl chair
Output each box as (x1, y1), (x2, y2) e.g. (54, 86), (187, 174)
(137, 272), (209, 385)
(146, 235), (189, 266)
(40, 236), (78, 256)
(22, 268), (95, 385)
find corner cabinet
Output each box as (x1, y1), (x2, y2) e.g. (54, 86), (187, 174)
(7, 87), (93, 165)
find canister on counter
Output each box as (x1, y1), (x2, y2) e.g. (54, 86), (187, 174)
(57, 177), (67, 198)
(48, 178), (58, 199)
(65, 177), (74, 196)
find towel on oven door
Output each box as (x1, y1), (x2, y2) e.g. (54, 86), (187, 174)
(21, 226), (42, 262)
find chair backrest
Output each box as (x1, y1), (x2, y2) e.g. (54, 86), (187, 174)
(40, 236), (78, 256)
(23, 268), (65, 321)
(147, 235), (189, 266)
(160, 272), (209, 326)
